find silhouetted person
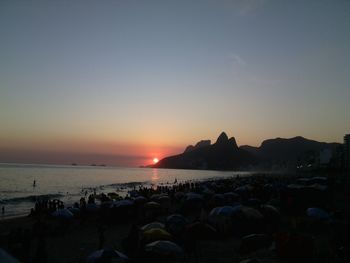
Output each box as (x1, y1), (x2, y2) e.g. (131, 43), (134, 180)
(98, 226), (105, 249)
(33, 180), (36, 187)
(2, 206), (4, 214)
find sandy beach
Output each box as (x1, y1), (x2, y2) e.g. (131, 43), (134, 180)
(1, 173), (350, 263)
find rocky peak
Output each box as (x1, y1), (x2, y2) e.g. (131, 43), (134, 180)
(184, 140), (211, 153)
(184, 145), (195, 153)
(195, 140), (211, 148)
(228, 137), (239, 149)
(215, 132), (229, 144)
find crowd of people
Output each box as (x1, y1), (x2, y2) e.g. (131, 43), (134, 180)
(29, 199), (65, 217)
(0, 172), (349, 263)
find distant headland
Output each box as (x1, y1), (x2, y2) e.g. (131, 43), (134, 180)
(149, 132), (342, 171)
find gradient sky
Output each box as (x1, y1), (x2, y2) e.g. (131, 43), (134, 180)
(1, 0), (350, 166)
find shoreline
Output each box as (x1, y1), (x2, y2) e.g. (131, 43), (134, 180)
(0, 171), (331, 221)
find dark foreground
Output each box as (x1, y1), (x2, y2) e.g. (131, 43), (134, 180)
(1, 173), (350, 263)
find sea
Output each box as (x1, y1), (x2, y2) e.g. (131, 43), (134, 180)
(0, 163), (254, 220)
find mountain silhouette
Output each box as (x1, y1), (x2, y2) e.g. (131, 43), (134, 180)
(151, 133), (340, 170)
(240, 136), (340, 166)
(184, 140), (211, 153)
(152, 132), (256, 170)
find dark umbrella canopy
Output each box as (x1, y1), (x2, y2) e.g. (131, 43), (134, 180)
(306, 207), (330, 220)
(144, 240), (184, 259)
(166, 214), (189, 235)
(186, 222), (218, 240)
(111, 200), (134, 208)
(244, 198), (262, 208)
(142, 228), (173, 243)
(144, 201), (161, 209)
(239, 234), (272, 254)
(211, 194), (226, 206)
(52, 208), (74, 219)
(259, 204), (281, 222)
(141, 222), (165, 232)
(87, 249), (129, 263)
(223, 192), (239, 203)
(0, 249), (21, 263)
(133, 196), (148, 205)
(166, 214), (188, 227)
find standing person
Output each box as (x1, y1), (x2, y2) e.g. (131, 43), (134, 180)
(98, 226), (105, 249)
(33, 180), (36, 187)
(2, 206), (4, 214)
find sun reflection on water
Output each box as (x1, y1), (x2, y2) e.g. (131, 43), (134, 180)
(151, 168), (159, 181)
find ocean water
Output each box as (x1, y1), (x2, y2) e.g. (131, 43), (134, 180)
(0, 163), (253, 219)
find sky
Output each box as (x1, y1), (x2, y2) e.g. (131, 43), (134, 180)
(1, 0), (350, 166)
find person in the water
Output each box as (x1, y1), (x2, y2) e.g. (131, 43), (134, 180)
(33, 180), (36, 187)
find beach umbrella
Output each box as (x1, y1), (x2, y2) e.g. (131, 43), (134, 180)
(309, 184), (328, 191)
(239, 259), (261, 263)
(158, 195), (171, 209)
(235, 185), (253, 194)
(240, 206), (264, 220)
(174, 191), (185, 200)
(133, 196), (147, 205)
(211, 203), (240, 215)
(240, 234), (272, 254)
(86, 203), (100, 212)
(68, 207), (80, 215)
(111, 200), (134, 208)
(208, 206), (237, 229)
(166, 214), (188, 226)
(87, 248), (128, 263)
(144, 201), (161, 209)
(0, 249), (21, 263)
(166, 214), (189, 234)
(185, 193), (203, 202)
(143, 228), (172, 243)
(263, 184), (274, 191)
(186, 222), (218, 240)
(144, 240), (184, 259)
(202, 188), (215, 196)
(141, 222), (165, 232)
(287, 184), (305, 190)
(228, 206), (264, 236)
(150, 194), (161, 201)
(158, 195), (170, 202)
(244, 198), (262, 208)
(259, 205), (280, 222)
(209, 206), (236, 217)
(128, 190), (138, 198)
(223, 192), (239, 202)
(306, 208), (330, 220)
(211, 194), (226, 206)
(52, 208), (74, 219)
(100, 201), (113, 209)
(107, 192), (120, 200)
(183, 193), (204, 209)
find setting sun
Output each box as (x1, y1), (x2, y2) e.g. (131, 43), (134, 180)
(153, 158), (159, 164)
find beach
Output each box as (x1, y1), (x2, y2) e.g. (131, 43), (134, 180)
(1, 172), (349, 263)
(0, 164), (242, 220)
